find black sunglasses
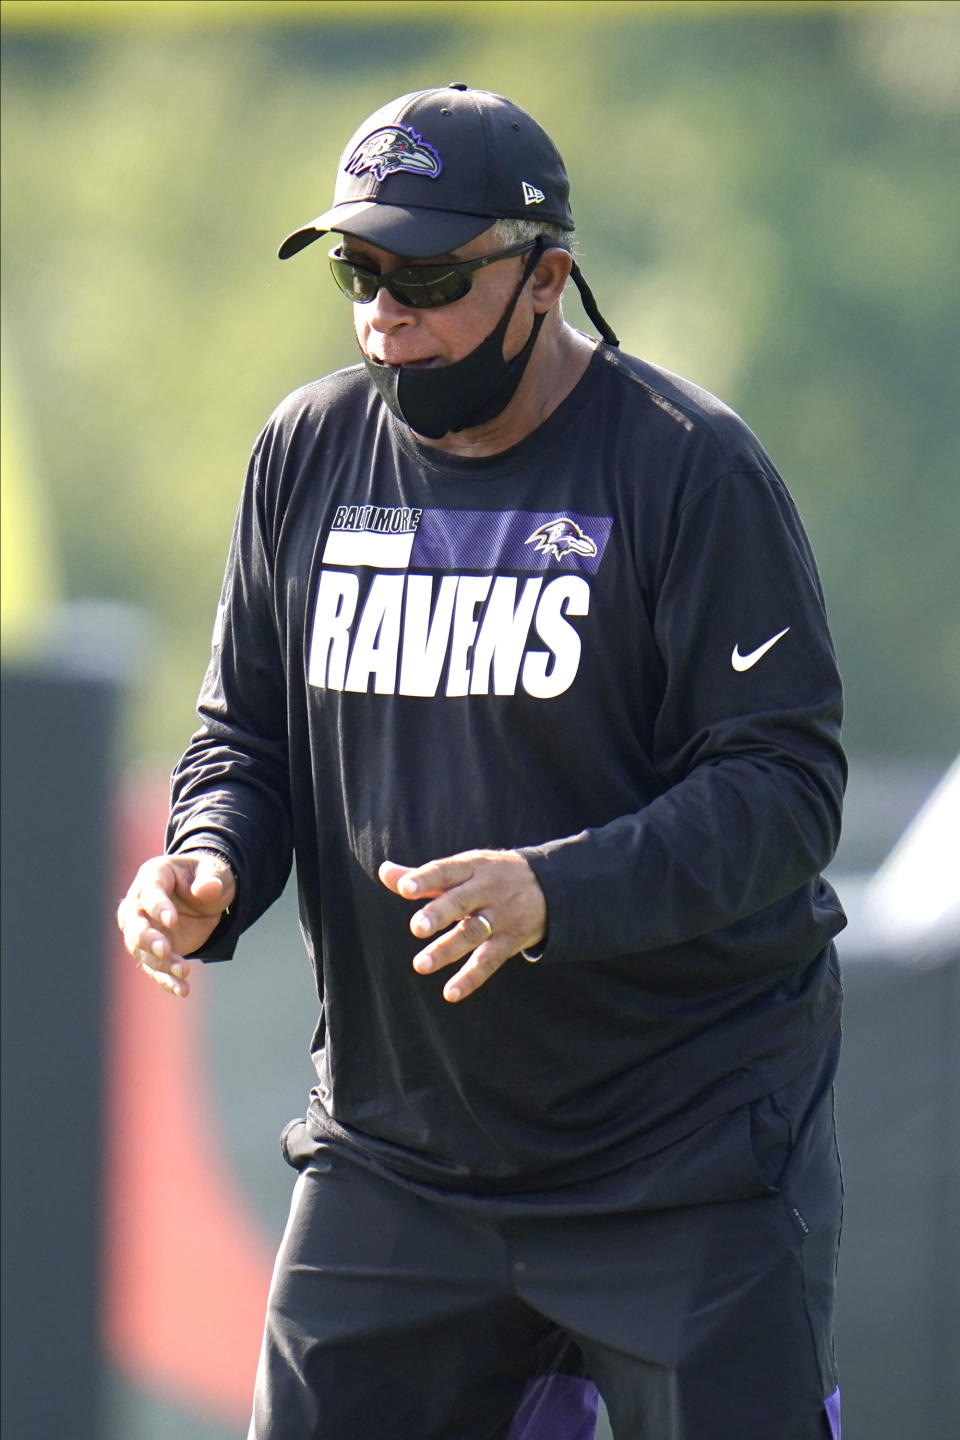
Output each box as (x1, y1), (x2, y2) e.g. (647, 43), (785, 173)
(328, 239), (539, 310)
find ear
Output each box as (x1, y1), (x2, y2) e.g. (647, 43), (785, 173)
(531, 246), (574, 312)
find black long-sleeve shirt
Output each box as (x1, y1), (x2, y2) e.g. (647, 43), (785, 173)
(167, 345), (846, 1193)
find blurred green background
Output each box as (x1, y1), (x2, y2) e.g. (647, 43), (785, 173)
(2, 4), (959, 1439)
(3, 0), (959, 775)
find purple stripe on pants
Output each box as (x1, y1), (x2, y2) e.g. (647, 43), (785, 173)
(825, 1386), (841, 1439)
(507, 1374), (599, 1440)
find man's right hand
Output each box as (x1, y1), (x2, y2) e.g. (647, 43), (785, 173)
(116, 853), (236, 998)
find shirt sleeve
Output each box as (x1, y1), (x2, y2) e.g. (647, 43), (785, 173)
(521, 464), (846, 965)
(165, 432), (293, 959)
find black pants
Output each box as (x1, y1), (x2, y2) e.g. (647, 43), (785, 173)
(249, 1047), (842, 1440)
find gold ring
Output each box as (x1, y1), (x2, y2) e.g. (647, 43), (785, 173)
(473, 912), (494, 940)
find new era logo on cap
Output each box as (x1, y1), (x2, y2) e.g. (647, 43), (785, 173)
(522, 181), (545, 206)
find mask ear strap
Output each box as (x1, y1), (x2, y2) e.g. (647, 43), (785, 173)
(492, 238), (545, 340)
(518, 237), (545, 289)
(569, 261), (619, 348)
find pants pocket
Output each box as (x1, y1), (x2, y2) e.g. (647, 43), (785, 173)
(279, 1116), (322, 1172)
(781, 1087), (843, 1401)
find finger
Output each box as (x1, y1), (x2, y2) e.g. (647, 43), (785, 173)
(187, 855), (236, 906)
(132, 924), (168, 964)
(412, 912), (498, 974)
(379, 858), (467, 903)
(119, 903), (162, 961)
(442, 946), (511, 1003)
(409, 885), (485, 940)
(388, 855), (477, 901)
(131, 924), (190, 976)
(136, 956), (191, 998)
(378, 860), (415, 894)
(131, 922), (191, 974)
(136, 875), (179, 930)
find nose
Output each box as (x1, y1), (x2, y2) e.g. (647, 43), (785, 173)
(364, 283), (416, 334)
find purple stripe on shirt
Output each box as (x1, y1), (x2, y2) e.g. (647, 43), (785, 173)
(507, 1374), (599, 1440)
(410, 509), (613, 575)
(825, 1386), (841, 1439)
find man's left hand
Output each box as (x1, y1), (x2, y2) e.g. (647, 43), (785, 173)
(378, 850), (547, 1003)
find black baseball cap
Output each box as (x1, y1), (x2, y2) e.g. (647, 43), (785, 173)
(278, 83), (574, 260)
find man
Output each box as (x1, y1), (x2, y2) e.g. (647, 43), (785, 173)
(118, 85), (845, 1440)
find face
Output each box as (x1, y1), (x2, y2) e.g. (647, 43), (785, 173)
(341, 225), (539, 370)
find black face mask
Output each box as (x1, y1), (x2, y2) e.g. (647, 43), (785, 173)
(361, 243), (546, 440)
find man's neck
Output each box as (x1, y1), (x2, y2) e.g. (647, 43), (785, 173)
(411, 321), (596, 459)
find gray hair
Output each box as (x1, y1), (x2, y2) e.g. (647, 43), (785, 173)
(492, 217), (576, 254)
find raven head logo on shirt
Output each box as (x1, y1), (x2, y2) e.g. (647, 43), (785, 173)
(524, 519), (598, 562)
(344, 126), (443, 184)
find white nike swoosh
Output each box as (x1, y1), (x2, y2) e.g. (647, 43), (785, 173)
(731, 627), (790, 672)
